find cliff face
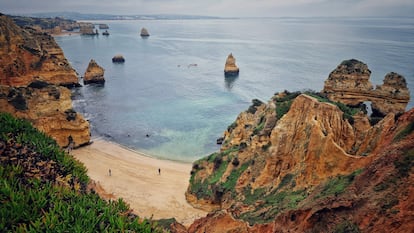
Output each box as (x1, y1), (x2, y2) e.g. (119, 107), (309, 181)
(0, 84), (90, 147)
(323, 59), (410, 116)
(0, 14), (90, 148)
(0, 14), (79, 87)
(185, 60), (413, 232)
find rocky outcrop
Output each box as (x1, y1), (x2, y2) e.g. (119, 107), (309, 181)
(0, 14), (90, 148)
(0, 84), (90, 147)
(186, 109), (414, 232)
(0, 14), (79, 87)
(99, 24), (109, 29)
(83, 59), (105, 85)
(140, 27), (150, 37)
(112, 55), (125, 63)
(80, 24), (98, 35)
(185, 60), (413, 232)
(224, 53), (239, 76)
(323, 59), (410, 116)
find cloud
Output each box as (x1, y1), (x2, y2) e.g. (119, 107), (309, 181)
(1, 0), (413, 17)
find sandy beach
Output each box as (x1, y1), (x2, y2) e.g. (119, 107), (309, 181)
(72, 139), (207, 226)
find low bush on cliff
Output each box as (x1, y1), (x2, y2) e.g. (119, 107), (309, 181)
(274, 91), (300, 119)
(240, 188), (308, 225)
(393, 122), (414, 142)
(314, 169), (363, 199)
(304, 91), (361, 123)
(0, 112), (160, 232)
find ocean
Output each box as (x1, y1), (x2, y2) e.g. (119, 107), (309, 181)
(55, 17), (414, 162)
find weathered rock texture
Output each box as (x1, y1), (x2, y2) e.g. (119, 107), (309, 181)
(0, 14), (90, 148)
(185, 60), (413, 233)
(112, 55), (125, 63)
(140, 27), (150, 37)
(224, 53), (239, 76)
(0, 14), (79, 87)
(83, 59), (105, 84)
(323, 59), (410, 116)
(0, 84), (90, 147)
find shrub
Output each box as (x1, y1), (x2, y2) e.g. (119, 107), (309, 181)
(0, 112), (160, 232)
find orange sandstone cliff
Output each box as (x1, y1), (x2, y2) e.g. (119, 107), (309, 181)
(0, 14), (90, 148)
(183, 59), (413, 233)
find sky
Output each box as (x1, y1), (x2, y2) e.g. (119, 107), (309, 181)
(1, 0), (413, 17)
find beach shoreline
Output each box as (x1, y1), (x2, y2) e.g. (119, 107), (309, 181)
(72, 138), (207, 226)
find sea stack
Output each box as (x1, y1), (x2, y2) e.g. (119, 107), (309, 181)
(83, 59), (105, 84)
(224, 53), (239, 76)
(140, 27), (150, 37)
(112, 55), (125, 63)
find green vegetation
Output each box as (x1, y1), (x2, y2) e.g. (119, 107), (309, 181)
(0, 113), (160, 232)
(393, 122), (414, 142)
(304, 91), (361, 124)
(252, 116), (266, 135)
(240, 189), (307, 225)
(334, 220), (361, 233)
(394, 148), (414, 178)
(315, 169), (363, 199)
(273, 91), (301, 119)
(222, 162), (249, 192)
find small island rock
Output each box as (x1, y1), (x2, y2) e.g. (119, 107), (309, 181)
(112, 55), (125, 63)
(140, 27), (150, 37)
(83, 59), (105, 84)
(224, 53), (239, 76)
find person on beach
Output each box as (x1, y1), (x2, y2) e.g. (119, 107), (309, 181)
(158, 168), (161, 175)
(109, 169), (112, 176)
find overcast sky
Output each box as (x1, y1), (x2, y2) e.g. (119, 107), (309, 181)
(1, 0), (413, 17)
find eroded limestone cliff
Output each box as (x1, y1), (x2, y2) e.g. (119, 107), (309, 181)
(0, 14), (90, 148)
(185, 60), (413, 232)
(323, 59), (410, 116)
(0, 14), (79, 87)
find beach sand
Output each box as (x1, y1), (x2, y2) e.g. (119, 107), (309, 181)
(72, 139), (207, 226)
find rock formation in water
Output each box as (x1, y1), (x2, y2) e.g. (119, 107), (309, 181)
(0, 14), (79, 87)
(83, 59), (105, 85)
(112, 55), (125, 63)
(99, 24), (109, 29)
(224, 53), (239, 76)
(322, 59), (410, 116)
(80, 24), (98, 35)
(184, 60), (413, 233)
(0, 14), (90, 148)
(140, 27), (150, 37)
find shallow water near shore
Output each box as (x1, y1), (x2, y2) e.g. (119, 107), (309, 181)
(55, 17), (414, 162)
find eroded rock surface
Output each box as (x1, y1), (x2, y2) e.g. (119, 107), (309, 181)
(83, 59), (105, 84)
(0, 14), (90, 148)
(0, 14), (79, 87)
(323, 59), (410, 116)
(185, 59), (413, 233)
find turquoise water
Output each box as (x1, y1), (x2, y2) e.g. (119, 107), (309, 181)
(55, 18), (414, 162)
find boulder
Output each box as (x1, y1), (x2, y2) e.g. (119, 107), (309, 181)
(112, 55), (125, 63)
(140, 27), (150, 37)
(224, 53), (239, 76)
(83, 59), (105, 84)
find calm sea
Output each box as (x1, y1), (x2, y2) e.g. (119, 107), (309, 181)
(55, 18), (414, 162)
